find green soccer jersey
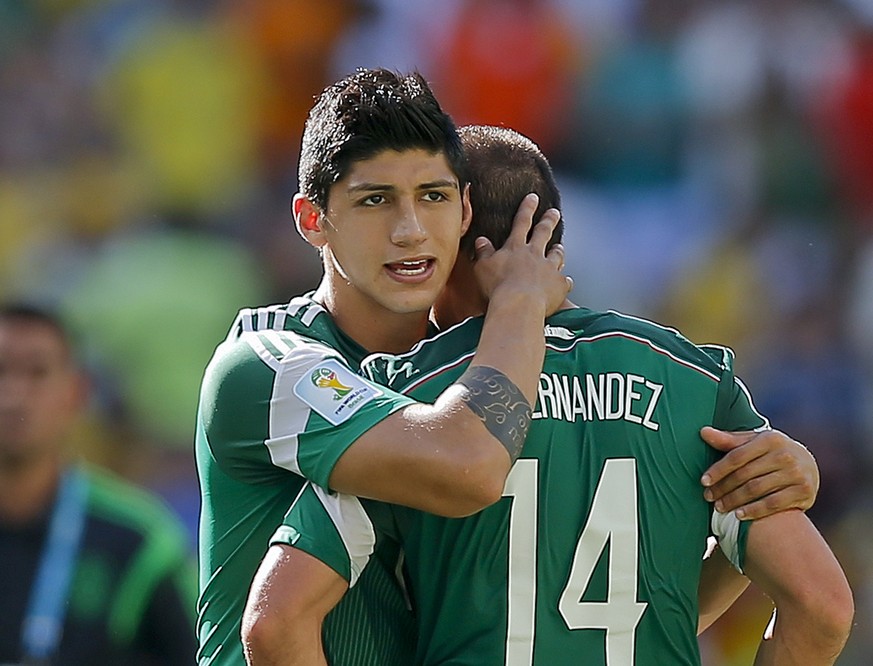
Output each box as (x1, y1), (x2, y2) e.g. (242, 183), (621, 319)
(195, 295), (418, 666)
(283, 307), (768, 665)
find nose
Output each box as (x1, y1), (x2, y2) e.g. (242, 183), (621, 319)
(389, 200), (427, 247)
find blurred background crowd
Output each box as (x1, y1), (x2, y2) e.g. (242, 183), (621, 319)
(1, 0), (871, 662)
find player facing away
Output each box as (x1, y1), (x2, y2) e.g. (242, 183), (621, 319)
(196, 69), (572, 666)
(270, 126), (854, 665)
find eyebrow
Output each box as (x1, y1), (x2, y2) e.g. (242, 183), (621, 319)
(345, 178), (459, 194)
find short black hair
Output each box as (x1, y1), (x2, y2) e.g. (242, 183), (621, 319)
(298, 68), (467, 210)
(459, 125), (563, 257)
(0, 302), (76, 358)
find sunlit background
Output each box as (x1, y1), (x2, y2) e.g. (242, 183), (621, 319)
(1, 0), (871, 662)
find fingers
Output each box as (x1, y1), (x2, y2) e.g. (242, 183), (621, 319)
(703, 439), (792, 496)
(528, 208), (561, 250)
(473, 236), (495, 261)
(704, 451), (818, 508)
(709, 470), (790, 514)
(700, 426), (756, 453)
(546, 243), (565, 270)
(474, 193), (570, 312)
(721, 485), (811, 521)
(481, 195), (561, 259)
(700, 432), (768, 488)
(506, 192), (561, 249)
(703, 435), (820, 520)
(506, 193), (541, 244)
(703, 452), (780, 503)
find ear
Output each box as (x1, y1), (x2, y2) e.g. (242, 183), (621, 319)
(293, 194), (327, 248)
(460, 183), (472, 237)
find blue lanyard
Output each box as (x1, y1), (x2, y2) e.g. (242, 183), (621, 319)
(20, 467), (88, 663)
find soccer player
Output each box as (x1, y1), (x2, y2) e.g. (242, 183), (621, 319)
(196, 68), (572, 666)
(200, 68), (816, 666)
(0, 303), (196, 665)
(263, 126), (853, 665)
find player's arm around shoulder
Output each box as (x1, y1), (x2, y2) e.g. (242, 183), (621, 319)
(330, 199), (571, 518)
(701, 427), (820, 520)
(743, 510), (854, 665)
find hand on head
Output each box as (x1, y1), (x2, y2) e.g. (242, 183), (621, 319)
(473, 193), (572, 318)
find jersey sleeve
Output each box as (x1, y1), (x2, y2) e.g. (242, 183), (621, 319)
(200, 332), (417, 488)
(705, 345), (766, 573)
(706, 345), (770, 432)
(710, 509), (751, 573)
(272, 482), (389, 587)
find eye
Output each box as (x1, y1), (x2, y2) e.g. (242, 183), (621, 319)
(361, 194), (386, 206)
(422, 191), (448, 203)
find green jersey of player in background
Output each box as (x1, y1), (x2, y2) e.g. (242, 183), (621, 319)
(282, 306), (768, 665)
(195, 295), (417, 666)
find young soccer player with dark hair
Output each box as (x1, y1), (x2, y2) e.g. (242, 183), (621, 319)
(197, 67), (822, 665)
(196, 68), (570, 666)
(257, 126), (851, 665)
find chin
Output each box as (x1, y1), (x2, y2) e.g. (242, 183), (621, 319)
(385, 294), (437, 316)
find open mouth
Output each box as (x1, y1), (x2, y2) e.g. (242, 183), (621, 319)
(385, 258), (434, 277)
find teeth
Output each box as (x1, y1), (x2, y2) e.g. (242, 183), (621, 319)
(393, 260), (428, 275)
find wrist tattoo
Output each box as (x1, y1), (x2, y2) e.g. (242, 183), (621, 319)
(456, 365), (532, 462)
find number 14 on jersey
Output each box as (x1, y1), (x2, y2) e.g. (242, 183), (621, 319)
(504, 458), (648, 666)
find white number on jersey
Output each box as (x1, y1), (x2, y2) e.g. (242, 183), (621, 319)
(503, 458), (648, 665)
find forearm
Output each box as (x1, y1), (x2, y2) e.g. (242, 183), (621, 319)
(329, 393), (508, 515)
(697, 544), (750, 634)
(242, 545), (345, 666)
(752, 606), (844, 666)
(330, 295), (545, 516)
(471, 290), (547, 405)
(743, 512), (853, 665)
(244, 620), (327, 666)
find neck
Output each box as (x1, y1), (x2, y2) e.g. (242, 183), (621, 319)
(434, 297), (579, 330)
(433, 257), (487, 329)
(312, 282), (431, 354)
(431, 296), (485, 330)
(0, 451), (64, 524)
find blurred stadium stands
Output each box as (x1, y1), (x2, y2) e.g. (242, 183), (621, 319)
(1, 0), (870, 661)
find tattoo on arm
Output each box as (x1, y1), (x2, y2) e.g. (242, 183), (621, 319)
(456, 365), (532, 462)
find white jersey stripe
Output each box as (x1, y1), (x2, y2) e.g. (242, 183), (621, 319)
(263, 330), (294, 357)
(255, 307), (272, 330)
(242, 333), (283, 372)
(301, 301), (323, 327)
(264, 365), (304, 475)
(273, 306), (287, 330)
(264, 340), (341, 476)
(311, 484), (376, 588)
(735, 378), (771, 429)
(285, 297), (308, 317)
(711, 509), (744, 573)
(239, 308), (255, 332)
(399, 330), (722, 395)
